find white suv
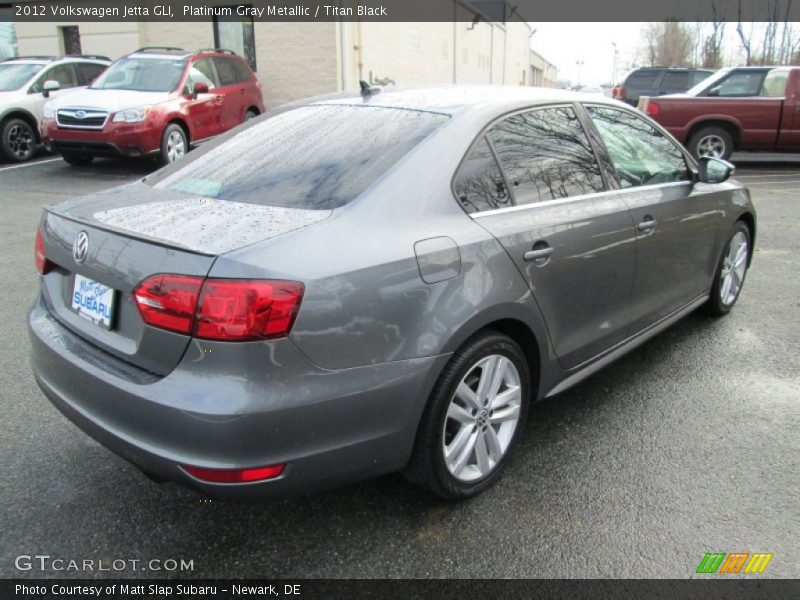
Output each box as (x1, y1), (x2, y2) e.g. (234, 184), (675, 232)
(0, 55), (111, 162)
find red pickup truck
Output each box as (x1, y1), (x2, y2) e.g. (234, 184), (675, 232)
(639, 66), (800, 160)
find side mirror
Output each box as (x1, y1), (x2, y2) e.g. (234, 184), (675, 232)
(192, 82), (209, 98)
(42, 80), (60, 98)
(697, 156), (735, 184)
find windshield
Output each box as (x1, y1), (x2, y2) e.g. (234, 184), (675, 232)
(0, 62), (44, 92)
(685, 68), (730, 96)
(147, 105), (449, 210)
(91, 57), (186, 92)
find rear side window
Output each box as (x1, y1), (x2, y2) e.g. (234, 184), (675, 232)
(660, 71), (689, 90)
(760, 70), (788, 97)
(76, 62), (106, 86)
(586, 106), (689, 188)
(213, 57), (239, 86)
(454, 137), (510, 213)
(148, 105), (448, 210)
(692, 70), (714, 85)
(487, 106), (605, 205)
(626, 71), (660, 87)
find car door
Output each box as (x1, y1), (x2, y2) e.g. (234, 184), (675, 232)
(583, 104), (725, 334)
(182, 58), (224, 141)
(27, 63), (79, 121)
(212, 56), (246, 128)
(463, 105), (638, 370)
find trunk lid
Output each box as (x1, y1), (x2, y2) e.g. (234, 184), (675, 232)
(41, 182), (331, 374)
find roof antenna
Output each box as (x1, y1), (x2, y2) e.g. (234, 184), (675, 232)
(360, 80), (376, 96)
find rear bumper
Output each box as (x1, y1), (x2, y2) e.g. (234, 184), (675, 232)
(43, 118), (162, 158)
(28, 297), (448, 498)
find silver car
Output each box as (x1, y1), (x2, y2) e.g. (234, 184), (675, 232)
(29, 86), (755, 499)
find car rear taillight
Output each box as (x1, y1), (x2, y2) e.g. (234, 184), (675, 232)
(181, 463), (285, 483)
(646, 101), (661, 117)
(134, 275), (204, 334)
(612, 86), (626, 100)
(195, 279), (304, 341)
(34, 226), (52, 274)
(133, 275), (304, 341)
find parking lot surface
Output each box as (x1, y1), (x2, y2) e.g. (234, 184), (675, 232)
(1, 156), (798, 578)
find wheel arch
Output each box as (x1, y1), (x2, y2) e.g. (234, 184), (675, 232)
(737, 211), (757, 267)
(686, 118), (741, 151)
(1, 109), (41, 143)
(165, 117), (190, 143)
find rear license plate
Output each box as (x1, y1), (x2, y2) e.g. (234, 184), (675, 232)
(71, 274), (115, 329)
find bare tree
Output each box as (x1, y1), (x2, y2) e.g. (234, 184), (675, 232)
(702, 1), (727, 68)
(641, 22), (696, 67)
(736, 0), (753, 65)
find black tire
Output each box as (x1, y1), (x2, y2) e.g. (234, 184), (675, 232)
(688, 126), (734, 161)
(404, 330), (531, 500)
(1, 118), (37, 162)
(61, 152), (94, 166)
(245, 109), (258, 120)
(159, 123), (188, 166)
(706, 221), (751, 316)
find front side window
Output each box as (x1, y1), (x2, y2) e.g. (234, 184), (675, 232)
(91, 58), (186, 92)
(454, 137), (510, 214)
(0, 62), (43, 92)
(586, 106), (690, 188)
(147, 105), (448, 210)
(213, 57), (239, 86)
(30, 63), (77, 93)
(487, 106), (605, 205)
(705, 71), (765, 97)
(185, 59), (218, 92)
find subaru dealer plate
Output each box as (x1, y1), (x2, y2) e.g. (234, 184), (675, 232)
(71, 274), (115, 329)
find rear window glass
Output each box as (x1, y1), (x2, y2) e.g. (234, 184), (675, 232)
(148, 105), (448, 209)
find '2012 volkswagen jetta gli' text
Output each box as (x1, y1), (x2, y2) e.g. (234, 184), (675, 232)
(29, 87), (755, 499)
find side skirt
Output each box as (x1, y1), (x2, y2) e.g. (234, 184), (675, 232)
(544, 294), (709, 399)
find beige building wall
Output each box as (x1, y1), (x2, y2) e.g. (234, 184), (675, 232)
(13, 21), (140, 58)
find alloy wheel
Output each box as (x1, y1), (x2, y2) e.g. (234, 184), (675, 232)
(7, 123), (34, 160)
(442, 354), (522, 482)
(166, 130), (186, 162)
(697, 134), (726, 158)
(720, 231), (748, 305)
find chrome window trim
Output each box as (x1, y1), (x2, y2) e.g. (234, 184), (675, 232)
(471, 180), (692, 220)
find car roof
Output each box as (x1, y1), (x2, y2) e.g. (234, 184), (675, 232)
(2, 55), (110, 64)
(312, 85), (626, 117)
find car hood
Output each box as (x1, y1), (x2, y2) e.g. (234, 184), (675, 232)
(49, 181), (332, 256)
(51, 88), (171, 112)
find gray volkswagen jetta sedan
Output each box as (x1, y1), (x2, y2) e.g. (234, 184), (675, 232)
(29, 86), (755, 500)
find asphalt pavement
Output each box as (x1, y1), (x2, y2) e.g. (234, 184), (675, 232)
(0, 154), (798, 579)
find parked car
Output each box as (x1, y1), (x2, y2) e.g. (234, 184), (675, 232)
(612, 67), (715, 106)
(0, 54), (110, 162)
(41, 47), (265, 166)
(639, 66), (799, 160)
(29, 86), (755, 500)
(577, 85), (605, 95)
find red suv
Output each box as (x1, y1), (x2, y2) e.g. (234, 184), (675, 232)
(41, 47), (265, 166)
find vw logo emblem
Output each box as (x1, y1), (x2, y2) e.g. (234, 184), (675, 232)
(73, 231), (89, 264)
(74, 110), (87, 119)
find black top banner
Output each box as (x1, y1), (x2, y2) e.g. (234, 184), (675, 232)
(7, 0), (800, 23)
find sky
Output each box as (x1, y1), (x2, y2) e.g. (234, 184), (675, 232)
(531, 22), (760, 86)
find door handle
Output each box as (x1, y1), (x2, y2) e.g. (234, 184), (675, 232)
(637, 217), (657, 232)
(524, 244), (554, 263)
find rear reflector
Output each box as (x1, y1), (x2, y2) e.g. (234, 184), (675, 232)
(34, 226), (52, 275)
(133, 275), (304, 341)
(181, 463), (285, 483)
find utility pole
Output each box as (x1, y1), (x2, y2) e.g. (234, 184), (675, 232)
(611, 42), (619, 84)
(575, 60), (585, 87)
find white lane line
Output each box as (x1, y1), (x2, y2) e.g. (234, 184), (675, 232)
(0, 157), (61, 172)
(756, 187), (800, 194)
(736, 171), (800, 177)
(736, 173), (800, 180)
(745, 181), (800, 187)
